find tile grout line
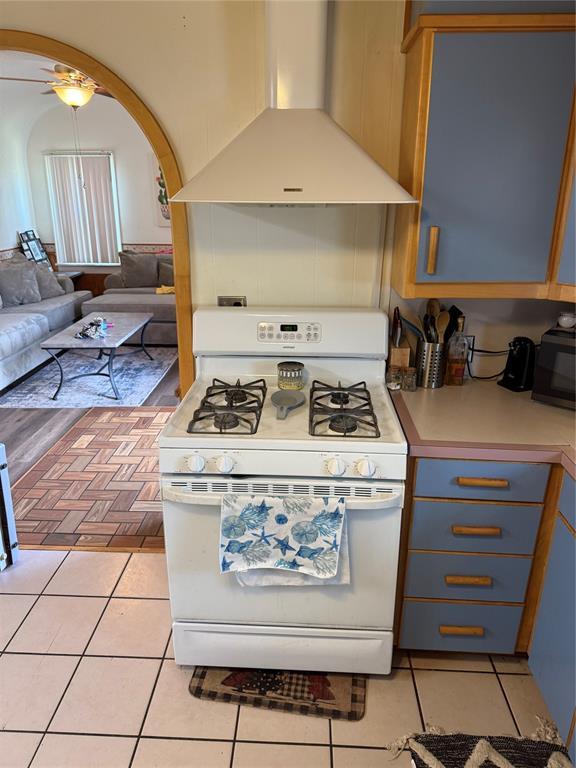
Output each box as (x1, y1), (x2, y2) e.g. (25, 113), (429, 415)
(127, 656), (166, 767)
(228, 705), (241, 768)
(408, 651), (427, 732)
(25, 552), (134, 768)
(490, 656), (523, 738)
(2, 550), (73, 653)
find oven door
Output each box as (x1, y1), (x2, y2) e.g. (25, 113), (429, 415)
(532, 333), (575, 410)
(161, 476), (404, 631)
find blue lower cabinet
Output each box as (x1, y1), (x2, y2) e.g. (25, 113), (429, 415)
(529, 515), (575, 754)
(558, 472), (576, 531)
(410, 500), (542, 555)
(400, 601), (523, 653)
(405, 551), (532, 603)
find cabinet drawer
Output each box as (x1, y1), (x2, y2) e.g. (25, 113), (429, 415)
(559, 473), (575, 530)
(400, 601), (522, 653)
(405, 551), (531, 603)
(415, 459), (549, 502)
(410, 500), (541, 555)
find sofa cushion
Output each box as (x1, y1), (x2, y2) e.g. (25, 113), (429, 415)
(119, 251), (158, 288)
(0, 313), (50, 361)
(104, 287), (157, 295)
(158, 261), (174, 286)
(0, 291), (92, 331)
(0, 262), (41, 307)
(33, 263), (65, 299)
(81, 292), (176, 322)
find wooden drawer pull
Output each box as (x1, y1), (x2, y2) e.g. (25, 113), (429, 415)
(426, 226), (440, 275)
(444, 575), (493, 587)
(456, 476), (510, 489)
(439, 624), (485, 638)
(452, 525), (502, 537)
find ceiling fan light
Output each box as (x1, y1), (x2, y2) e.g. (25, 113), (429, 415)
(52, 83), (95, 108)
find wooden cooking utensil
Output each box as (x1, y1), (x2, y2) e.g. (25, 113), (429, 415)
(426, 298), (441, 319)
(437, 310), (450, 342)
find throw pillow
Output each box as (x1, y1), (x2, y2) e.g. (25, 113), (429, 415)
(33, 263), (65, 299)
(0, 263), (41, 307)
(158, 261), (174, 286)
(119, 251), (158, 288)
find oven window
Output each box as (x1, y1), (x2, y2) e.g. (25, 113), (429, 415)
(551, 351), (575, 394)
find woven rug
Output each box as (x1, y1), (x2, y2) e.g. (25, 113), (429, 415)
(189, 667), (366, 720)
(0, 347), (177, 408)
(407, 733), (572, 768)
(12, 407), (172, 549)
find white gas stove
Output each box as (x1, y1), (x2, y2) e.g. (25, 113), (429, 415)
(160, 307), (407, 674)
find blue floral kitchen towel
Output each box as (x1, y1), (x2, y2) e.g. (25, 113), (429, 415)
(220, 495), (346, 579)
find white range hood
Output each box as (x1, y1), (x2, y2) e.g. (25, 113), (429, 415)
(171, 1), (416, 206)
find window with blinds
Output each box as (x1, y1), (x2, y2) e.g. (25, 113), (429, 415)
(44, 152), (122, 265)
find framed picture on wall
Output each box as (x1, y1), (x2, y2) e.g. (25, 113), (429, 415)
(149, 155), (171, 227)
(18, 231), (52, 269)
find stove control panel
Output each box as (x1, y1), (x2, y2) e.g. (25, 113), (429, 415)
(257, 321), (322, 343)
(163, 450), (407, 482)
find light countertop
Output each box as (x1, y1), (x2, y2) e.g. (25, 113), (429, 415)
(392, 380), (576, 477)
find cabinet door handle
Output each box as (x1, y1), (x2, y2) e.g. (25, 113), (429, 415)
(451, 525), (502, 537)
(444, 575), (493, 587)
(439, 624), (485, 638)
(426, 226), (440, 275)
(456, 476), (509, 489)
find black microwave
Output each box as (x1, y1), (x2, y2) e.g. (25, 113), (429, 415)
(532, 326), (575, 410)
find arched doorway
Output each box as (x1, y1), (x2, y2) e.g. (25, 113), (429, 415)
(0, 29), (194, 393)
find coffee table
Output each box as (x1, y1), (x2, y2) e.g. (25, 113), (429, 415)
(41, 312), (153, 400)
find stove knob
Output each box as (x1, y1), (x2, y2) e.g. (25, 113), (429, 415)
(326, 458), (347, 477)
(356, 458), (376, 478)
(187, 454), (205, 473)
(216, 455), (235, 474)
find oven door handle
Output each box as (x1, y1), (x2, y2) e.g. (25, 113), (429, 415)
(162, 487), (403, 510)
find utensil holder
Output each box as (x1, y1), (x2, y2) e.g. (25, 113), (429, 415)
(416, 341), (445, 388)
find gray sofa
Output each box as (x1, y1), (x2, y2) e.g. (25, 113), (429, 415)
(80, 252), (177, 345)
(0, 273), (92, 391)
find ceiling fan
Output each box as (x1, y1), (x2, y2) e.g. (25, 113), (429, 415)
(0, 63), (114, 107)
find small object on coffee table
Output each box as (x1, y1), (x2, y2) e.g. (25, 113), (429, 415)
(41, 312), (153, 400)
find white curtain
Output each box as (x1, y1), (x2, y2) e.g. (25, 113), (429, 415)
(45, 153), (121, 265)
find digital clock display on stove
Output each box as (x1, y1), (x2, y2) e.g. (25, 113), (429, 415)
(280, 324), (298, 332)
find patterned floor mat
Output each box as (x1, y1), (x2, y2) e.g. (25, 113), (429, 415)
(189, 667), (366, 720)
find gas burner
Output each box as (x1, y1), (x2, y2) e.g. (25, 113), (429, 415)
(309, 380), (380, 438)
(329, 414), (358, 434)
(225, 388), (248, 406)
(187, 378), (267, 435)
(214, 412), (240, 431)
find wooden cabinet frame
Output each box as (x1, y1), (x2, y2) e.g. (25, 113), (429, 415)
(392, 14), (576, 301)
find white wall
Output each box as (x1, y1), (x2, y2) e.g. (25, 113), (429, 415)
(28, 97), (171, 245)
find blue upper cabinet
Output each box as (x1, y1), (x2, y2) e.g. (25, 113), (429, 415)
(392, 17), (576, 300)
(416, 31), (574, 284)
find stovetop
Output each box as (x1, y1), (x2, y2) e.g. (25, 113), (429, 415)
(162, 374), (406, 454)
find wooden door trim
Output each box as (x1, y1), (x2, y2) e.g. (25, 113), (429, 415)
(402, 13), (576, 53)
(0, 29), (195, 394)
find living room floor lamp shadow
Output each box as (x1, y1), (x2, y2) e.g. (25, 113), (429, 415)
(0, 28), (195, 395)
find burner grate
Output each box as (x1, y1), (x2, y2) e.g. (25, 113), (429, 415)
(187, 378), (267, 434)
(309, 380), (380, 438)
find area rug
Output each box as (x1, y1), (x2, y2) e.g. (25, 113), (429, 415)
(189, 667), (366, 720)
(12, 407), (173, 549)
(0, 347), (178, 408)
(406, 733), (572, 768)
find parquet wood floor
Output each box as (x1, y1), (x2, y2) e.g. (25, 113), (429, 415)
(12, 407), (174, 551)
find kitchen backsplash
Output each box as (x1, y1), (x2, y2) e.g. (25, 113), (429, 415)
(189, 204), (384, 307)
(391, 289), (572, 377)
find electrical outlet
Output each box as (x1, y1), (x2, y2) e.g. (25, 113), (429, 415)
(465, 335), (475, 363)
(217, 296), (247, 307)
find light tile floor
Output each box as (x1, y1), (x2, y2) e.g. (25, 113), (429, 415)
(0, 549), (556, 768)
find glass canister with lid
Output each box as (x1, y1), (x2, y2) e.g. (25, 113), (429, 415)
(277, 361), (305, 390)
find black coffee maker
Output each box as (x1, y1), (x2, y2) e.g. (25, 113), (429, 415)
(498, 337), (536, 392)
